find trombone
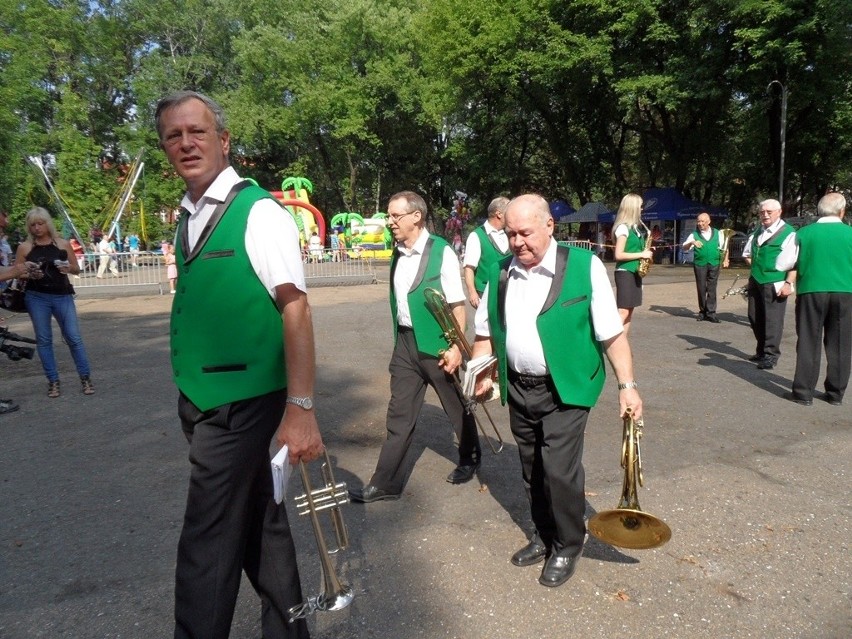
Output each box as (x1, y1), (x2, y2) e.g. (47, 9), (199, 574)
(588, 408), (671, 550)
(287, 449), (354, 622)
(423, 287), (504, 453)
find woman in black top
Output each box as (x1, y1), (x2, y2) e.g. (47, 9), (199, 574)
(14, 207), (94, 398)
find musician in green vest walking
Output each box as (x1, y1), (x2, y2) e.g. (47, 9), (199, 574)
(157, 90), (323, 639)
(743, 199), (796, 370)
(461, 194), (643, 588)
(776, 193), (852, 406)
(463, 196), (510, 308)
(349, 191), (481, 504)
(681, 211), (729, 323)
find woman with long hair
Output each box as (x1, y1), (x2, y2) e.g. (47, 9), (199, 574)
(611, 194), (653, 336)
(14, 207), (94, 398)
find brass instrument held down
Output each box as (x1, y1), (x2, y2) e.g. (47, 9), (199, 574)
(719, 228), (737, 259)
(423, 287), (504, 454)
(722, 273), (748, 300)
(287, 450), (354, 622)
(637, 222), (654, 278)
(588, 408), (671, 550)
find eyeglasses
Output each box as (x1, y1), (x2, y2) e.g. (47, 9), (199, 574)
(389, 210), (419, 222)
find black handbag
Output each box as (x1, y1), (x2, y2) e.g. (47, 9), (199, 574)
(0, 279), (27, 313)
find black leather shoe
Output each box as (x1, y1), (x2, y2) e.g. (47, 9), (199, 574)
(757, 357), (777, 370)
(539, 553), (580, 587)
(824, 396), (842, 406)
(446, 462), (480, 484)
(349, 485), (401, 503)
(706, 316), (721, 323)
(785, 393), (812, 406)
(748, 354), (763, 362)
(511, 541), (548, 567)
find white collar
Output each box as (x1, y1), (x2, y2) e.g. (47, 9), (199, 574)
(179, 166), (240, 212)
(397, 227), (430, 256)
(508, 238), (557, 276)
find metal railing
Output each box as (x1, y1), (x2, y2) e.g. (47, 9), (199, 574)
(72, 250), (376, 294)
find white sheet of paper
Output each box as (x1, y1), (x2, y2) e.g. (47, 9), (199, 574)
(270, 445), (292, 505)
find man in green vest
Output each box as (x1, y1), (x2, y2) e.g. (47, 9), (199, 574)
(681, 212), (729, 323)
(460, 194), (643, 588)
(743, 199), (796, 370)
(463, 196), (510, 308)
(157, 90), (323, 639)
(776, 192), (852, 406)
(349, 191), (481, 503)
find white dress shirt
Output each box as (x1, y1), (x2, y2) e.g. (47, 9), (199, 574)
(742, 218), (796, 259)
(394, 228), (465, 328)
(682, 228), (725, 250)
(178, 166), (306, 297)
(474, 239), (623, 375)
(463, 220), (509, 268)
(775, 217), (843, 272)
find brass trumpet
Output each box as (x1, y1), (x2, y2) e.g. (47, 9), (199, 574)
(423, 287), (504, 453)
(723, 273), (748, 300)
(588, 408), (671, 550)
(287, 449), (354, 622)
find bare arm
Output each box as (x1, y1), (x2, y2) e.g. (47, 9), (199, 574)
(274, 283), (324, 465)
(438, 301), (466, 373)
(463, 265), (480, 308)
(601, 330), (643, 420)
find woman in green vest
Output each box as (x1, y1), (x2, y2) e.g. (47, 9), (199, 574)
(612, 193), (653, 336)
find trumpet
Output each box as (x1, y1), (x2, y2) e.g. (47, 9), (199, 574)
(588, 408), (671, 550)
(287, 449), (354, 622)
(423, 287), (504, 454)
(722, 273), (748, 299)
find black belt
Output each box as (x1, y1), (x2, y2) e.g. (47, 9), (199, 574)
(509, 369), (551, 390)
(398, 325), (413, 333)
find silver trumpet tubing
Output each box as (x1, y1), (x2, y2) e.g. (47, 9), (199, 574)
(287, 449), (354, 622)
(424, 287), (504, 453)
(723, 273), (748, 299)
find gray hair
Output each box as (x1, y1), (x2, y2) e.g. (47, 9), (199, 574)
(155, 91), (227, 139)
(506, 194), (552, 226)
(487, 197), (510, 218)
(388, 191), (428, 217)
(759, 198), (782, 211)
(817, 192), (846, 217)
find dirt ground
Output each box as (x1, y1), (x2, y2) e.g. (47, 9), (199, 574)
(0, 264), (849, 639)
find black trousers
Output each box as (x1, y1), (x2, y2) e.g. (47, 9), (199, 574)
(507, 374), (589, 558)
(174, 390), (308, 639)
(692, 263), (720, 317)
(369, 328), (480, 493)
(792, 292), (852, 403)
(747, 278), (788, 360)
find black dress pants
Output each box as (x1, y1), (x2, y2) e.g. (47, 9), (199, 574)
(369, 328), (480, 493)
(747, 278), (788, 360)
(692, 263), (720, 318)
(507, 374), (589, 559)
(792, 292), (852, 403)
(174, 390), (308, 639)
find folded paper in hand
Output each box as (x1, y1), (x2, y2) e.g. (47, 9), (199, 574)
(461, 354), (498, 402)
(271, 445), (292, 504)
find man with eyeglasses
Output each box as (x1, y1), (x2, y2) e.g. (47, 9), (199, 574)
(742, 198), (796, 370)
(349, 191), (481, 503)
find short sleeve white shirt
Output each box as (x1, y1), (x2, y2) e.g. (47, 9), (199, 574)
(463, 221), (509, 268)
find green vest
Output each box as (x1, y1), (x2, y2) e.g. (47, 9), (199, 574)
(487, 245), (606, 407)
(389, 234), (453, 357)
(795, 222), (852, 294)
(692, 228), (721, 266)
(171, 184), (287, 411)
(616, 225), (643, 273)
(472, 225), (510, 294)
(750, 223), (794, 284)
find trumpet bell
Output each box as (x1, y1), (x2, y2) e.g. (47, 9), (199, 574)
(588, 508), (672, 550)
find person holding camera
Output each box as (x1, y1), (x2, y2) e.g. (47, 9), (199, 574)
(14, 207), (95, 398)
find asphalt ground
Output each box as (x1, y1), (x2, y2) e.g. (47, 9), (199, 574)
(0, 264), (849, 639)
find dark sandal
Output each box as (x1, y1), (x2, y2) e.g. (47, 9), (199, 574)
(47, 381), (61, 398)
(81, 376), (95, 395)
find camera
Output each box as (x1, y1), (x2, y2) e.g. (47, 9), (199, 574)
(0, 327), (36, 361)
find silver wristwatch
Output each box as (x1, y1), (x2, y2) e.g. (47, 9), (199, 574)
(286, 396), (314, 410)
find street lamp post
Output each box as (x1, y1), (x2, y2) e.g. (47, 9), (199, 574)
(767, 80), (788, 206)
